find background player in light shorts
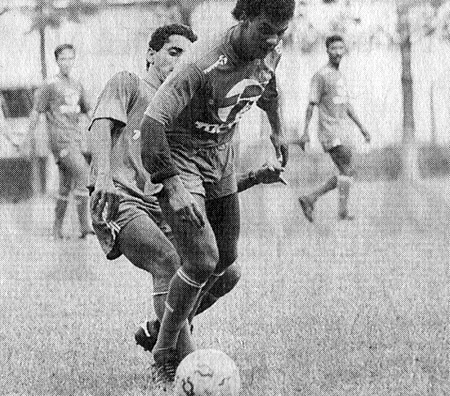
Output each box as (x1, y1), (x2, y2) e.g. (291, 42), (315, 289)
(88, 24), (286, 379)
(29, 44), (94, 239)
(140, 0), (295, 385)
(298, 35), (371, 221)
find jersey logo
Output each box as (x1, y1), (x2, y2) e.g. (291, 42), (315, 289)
(132, 130), (141, 140)
(60, 88), (81, 114)
(218, 79), (263, 123)
(195, 79), (264, 134)
(203, 55), (228, 74)
(333, 78), (349, 104)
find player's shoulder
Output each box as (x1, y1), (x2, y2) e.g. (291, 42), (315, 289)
(178, 30), (230, 74)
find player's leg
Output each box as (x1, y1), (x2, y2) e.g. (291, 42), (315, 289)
(189, 192), (241, 320)
(194, 262), (242, 316)
(63, 147), (94, 236)
(153, 192), (219, 363)
(329, 145), (356, 219)
(299, 174), (338, 221)
(53, 161), (71, 239)
(116, 215), (180, 320)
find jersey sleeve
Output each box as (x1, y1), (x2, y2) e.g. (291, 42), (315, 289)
(309, 72), (324, 104)
(144, 63), (204, 126)
(89, 71), (139, 129)
(33, 83), (51, 113)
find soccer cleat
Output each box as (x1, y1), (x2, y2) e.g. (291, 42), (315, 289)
(151, 348), (178, 391)
(135, 319), (160, 353)
(298, 196), (314, 223)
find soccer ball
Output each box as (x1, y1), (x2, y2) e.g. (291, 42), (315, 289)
(174, 349), (241, 396)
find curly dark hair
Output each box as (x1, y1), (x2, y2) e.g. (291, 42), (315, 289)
(148, 24), (197, 52)
(232, 0), (295, 23)
(54, 43), (75, 60)
(325, 35), (344, 49)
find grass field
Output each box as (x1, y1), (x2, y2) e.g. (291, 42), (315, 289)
(1, 178), (449, 396)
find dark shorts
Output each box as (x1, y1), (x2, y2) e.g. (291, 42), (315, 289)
(91, 192), (171, 260)
(170, 141), (238, 200)
(328, 144), (353, 173)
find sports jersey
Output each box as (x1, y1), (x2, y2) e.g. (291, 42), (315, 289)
(34, 74), (90, 154)
(309, 64), (349, 150)
(88, 69), (163, 202)
(145, 25), (281, 167)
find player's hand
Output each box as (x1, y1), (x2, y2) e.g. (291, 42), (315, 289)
(270, 134), (289, 167)
(362, 129), (371, 143)
(299, 133), (310, 151)
(254, 162), (287, 185)
(163, 176), (205, 229)
(91, 176), (121, 223)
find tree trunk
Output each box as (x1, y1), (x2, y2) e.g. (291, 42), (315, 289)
(39, 26), (47, 79)
(430, 80), (437, 145)
(398, 8), (418, 180)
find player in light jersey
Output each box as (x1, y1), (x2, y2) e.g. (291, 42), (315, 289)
(29, 44), (94, 239)
(298, 35), (371, 221)
(88, 24), (286, 386)
(140, 0), (295, 384)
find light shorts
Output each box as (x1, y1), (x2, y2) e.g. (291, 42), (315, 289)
(91, 191), (171, 260)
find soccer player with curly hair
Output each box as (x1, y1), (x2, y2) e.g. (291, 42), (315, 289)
(88, 23), (286, 388)
(140, 0), (295, 387)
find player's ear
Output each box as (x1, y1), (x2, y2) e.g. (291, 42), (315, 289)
(146, 48), (156, 66)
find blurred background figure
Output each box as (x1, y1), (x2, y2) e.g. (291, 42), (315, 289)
(28, 44), (94, 239)
(298, 35), (370, 222)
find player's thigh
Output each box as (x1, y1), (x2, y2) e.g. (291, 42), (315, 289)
(329, 145), (354, 176)
(159, 192), (219, 278)
(116, 215), (180, 285)
(205, 193), (240, 272)
(57, 163), (72, 196)
(62, 147), (90, 195)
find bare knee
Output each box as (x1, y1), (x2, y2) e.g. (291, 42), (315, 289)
(182, 240), (219, 283)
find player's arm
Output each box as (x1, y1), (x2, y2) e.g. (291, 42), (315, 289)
(27, 85), (49, 157)
(257, 75), (288, 167)
(89, 118), (121, 222)
(347, 103), (370, 143)
(89, 72), (138, 221)
(237, 162), (286, 193)
(300, 73), (322, 151)
(141, 65), (205, 228)
(299, 101), (316, 151)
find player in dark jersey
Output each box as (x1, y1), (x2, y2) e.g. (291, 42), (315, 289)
(298, 35), (371, 221)
(29, 44), (94, 239)
(140, 0), (295, 385)
(88, 24), (286, 388)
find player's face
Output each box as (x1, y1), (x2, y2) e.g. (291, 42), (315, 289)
(327, 40), (346, 65)
(242, 13), (290, 59)
(151, 34), (192, 80)
(56, 48), (75, 77)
